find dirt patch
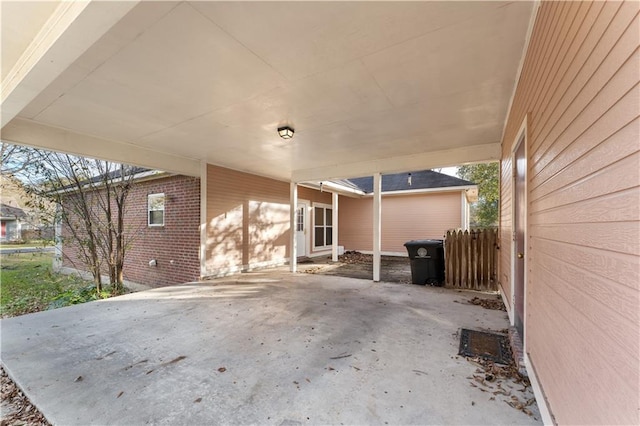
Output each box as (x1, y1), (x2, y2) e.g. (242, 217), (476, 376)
(1, 366), (50, 426)
(338, 251), (372, 264)
(298, 252), (411, 284)
(469, 296), (506, 311)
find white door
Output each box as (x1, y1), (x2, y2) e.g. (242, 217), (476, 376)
(514, 136), (526, 340)
(295, 203), (307, 257)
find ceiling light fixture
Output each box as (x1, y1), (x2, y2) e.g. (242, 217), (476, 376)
(278, 126), (294, 140)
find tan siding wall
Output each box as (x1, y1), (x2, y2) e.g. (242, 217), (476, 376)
(338, 197), (373, 251)
(499, 155), (513, 311)
(297, 186), (332, 205)
(205, 165), (290, 274)
(339, 192), (462, 253)
(500, 2), (639, 424)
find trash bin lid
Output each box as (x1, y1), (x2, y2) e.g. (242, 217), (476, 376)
(404, 239), (443, 247)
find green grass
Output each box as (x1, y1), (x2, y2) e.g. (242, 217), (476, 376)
(0, 240), (54, 249)
(0, 252), (105, 318)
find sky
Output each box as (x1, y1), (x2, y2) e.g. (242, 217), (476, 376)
(438, 167), (459, 177)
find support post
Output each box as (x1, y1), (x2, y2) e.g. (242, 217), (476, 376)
(199, 161), (208, 278)
(332, 192), (339, 262)
(373, 173), (382, 282)
(290, 182), (298, 272)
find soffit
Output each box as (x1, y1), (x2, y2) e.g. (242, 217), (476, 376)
(3, 1), (535, 181)
(0, 1), (61, 79)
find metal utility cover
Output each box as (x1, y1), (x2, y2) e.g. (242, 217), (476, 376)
(458, 328), (511, 365)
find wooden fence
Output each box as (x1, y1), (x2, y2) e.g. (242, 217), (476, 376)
(445, 228), (498, 291)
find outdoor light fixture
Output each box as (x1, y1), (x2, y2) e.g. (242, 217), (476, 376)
(408, 173), (412, 186)
(278, 126), (294, 139)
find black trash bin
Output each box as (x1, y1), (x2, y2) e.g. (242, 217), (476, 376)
(404, 239), (445, 286)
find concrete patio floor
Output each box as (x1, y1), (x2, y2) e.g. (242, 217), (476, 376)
(1, 271), (540, 425)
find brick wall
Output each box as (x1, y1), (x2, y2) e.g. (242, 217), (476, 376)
(62, 174), (201, 288)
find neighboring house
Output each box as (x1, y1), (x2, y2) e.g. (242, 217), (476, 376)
(0, 174), (53, 241)
(3, 2), (639, 424)
(0, 203), (26, 242)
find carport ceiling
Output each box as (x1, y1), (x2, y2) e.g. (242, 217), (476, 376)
(1, 1), (535, 181)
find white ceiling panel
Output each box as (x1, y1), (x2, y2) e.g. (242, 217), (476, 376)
(2, 1), (536, 181)
(191, 1), (509, 81)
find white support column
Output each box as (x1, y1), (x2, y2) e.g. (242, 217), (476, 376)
(461, 192), (468, 230)
(199, 161), (208, 278)
(373, 173), (382, 282)
(332, 192), (339, 262)
(290, 182), (298, 272)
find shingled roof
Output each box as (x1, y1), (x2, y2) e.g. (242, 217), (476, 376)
(346, 170), (474, 194)
(0, 203), (27, 219)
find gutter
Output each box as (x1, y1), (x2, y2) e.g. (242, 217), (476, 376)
(366, 185), (478, 197)
(53, 169), (172, 195)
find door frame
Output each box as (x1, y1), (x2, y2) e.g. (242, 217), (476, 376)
(296, 199), (310, 257)
(511, 117), (528, 351)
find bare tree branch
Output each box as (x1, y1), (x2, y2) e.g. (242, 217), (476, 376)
(21, 149), (139, 294)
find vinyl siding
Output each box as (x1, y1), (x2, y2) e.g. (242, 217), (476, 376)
(500, 2), (639, 424)
(339, 192), (462, 253)
(205, 164), (290, 275)
(297, 186), (332, 205)
(499, 155), (513, 311)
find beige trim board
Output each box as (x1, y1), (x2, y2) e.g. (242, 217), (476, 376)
(2, 118), (200, 177)
(499, 287), (513, 323)
(366, 186), (476, 198)
(525, 353), (555, 425)
(500, 0), (541, 144)
(1, 1), (139, 127)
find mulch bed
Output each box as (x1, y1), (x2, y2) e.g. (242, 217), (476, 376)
(338, 251), (372, 264)
(1, 366), (50, 426)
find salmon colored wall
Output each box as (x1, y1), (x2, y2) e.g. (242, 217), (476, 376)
(339, 192), (462, 253)
(297, 186), (332, 205)
(500, 2), (639, 424)
(205, 165), (290, 275)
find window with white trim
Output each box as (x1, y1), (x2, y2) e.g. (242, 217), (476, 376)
(148, 193), (165, 226)
(313, 204), (332, 248)
(296, 206), (305, 232)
